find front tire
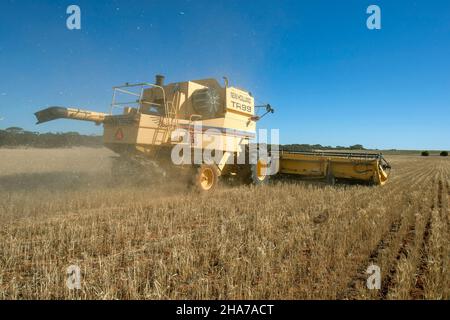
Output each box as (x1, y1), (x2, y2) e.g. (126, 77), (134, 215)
(192, 164), (219, 192)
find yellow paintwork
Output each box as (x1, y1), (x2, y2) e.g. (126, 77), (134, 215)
(279, 151), (388, 185)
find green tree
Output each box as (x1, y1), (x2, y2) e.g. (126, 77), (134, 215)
(349, 144), (364, 150)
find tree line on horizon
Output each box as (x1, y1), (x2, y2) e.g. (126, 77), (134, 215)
(1, 127), (369, 151)
(0, 127), (102, 148)
(281, 143), (365, 151)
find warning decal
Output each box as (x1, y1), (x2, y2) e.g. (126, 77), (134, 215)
(115, 128), (124, 140)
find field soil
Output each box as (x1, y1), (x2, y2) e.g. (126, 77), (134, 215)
(0, 148), (448, 299)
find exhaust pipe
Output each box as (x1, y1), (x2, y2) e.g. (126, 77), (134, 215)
(155, 74), (165, 86)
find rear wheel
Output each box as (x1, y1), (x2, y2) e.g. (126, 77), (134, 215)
(111, 157), (141, 180)
(192, 164), (219, 192)
(325, 161), (336, 186)
(111, 156), (168, 185)
(238, 146), (276, 186)
(251, 159), (270, 185)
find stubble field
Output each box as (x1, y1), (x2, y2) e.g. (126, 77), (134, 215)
(0, 147), (448, 299)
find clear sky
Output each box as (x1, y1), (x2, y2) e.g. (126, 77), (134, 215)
(0, 0), (449, 149)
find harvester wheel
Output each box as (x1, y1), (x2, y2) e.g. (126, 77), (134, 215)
(111, 156), (166, 185)
(239, 145), (278, 186)
(251, 159), (270, 185)
(192, 164), (219, 192)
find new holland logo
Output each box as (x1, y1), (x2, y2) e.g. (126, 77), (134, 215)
(115, 128), (124, 140)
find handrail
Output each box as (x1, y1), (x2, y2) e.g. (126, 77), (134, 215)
(110, 82), (167, 115)
(109, 81), (182, 145)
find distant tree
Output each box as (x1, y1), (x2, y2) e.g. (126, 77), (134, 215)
(0, 129), (102, 148)
(421, 151), (430, 156)
(283, 144), (315, 152)
(5, 127), (24, 134)
(440, 151), (448, 157)
(349, 144), (364, 150)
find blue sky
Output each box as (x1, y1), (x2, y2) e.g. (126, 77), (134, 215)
(0, 0), (449, 149)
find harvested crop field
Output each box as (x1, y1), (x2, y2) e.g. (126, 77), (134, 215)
(0, 148), (448, 299)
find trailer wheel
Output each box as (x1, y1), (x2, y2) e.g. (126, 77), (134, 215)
(192, 164), (219, 192)
(325, 161), (336, 186)
(326, 174), (336, 186)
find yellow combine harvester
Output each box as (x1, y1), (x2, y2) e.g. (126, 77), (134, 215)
(35, 75), (390, 191)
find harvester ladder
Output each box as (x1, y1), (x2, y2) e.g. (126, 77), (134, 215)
(151, 91), (180, 145)
(187, 114), (203, 146)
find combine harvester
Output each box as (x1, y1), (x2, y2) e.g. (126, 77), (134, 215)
(35, 75), (390, 191)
